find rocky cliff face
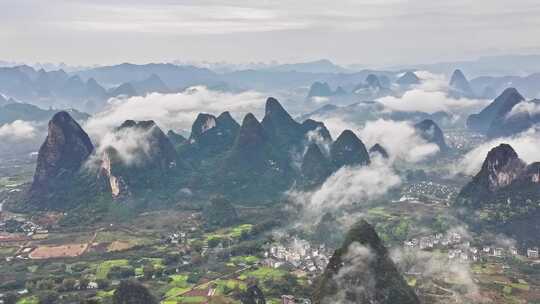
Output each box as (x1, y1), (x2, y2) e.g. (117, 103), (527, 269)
(98, 120), (179, 200)
(457, 144), (540, 244)
(313, 220), (420, 304)
(461, 144), (526, 197)
(331, 130), (370, 169)
(29, 111), (94, 205)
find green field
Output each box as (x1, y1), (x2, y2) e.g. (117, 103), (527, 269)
(205, 224), (254, 243)
(238, 267), (286, 281)
(96, 259), (130, 279)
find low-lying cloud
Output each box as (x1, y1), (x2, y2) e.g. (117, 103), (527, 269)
(378, 71), (489, 115)
(358, 119), (439, 163)
(91, 126), (155, 167)
(84, 86), (266, 140)
(507, 100), (540, 117)
(0, 120), (37, 141)
(453, 126), (540, 176)
(289, 158), (401, 223)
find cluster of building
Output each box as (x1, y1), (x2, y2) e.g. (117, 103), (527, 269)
(262, 238), (330, 278)
(401, 181), (456, 203)
(404, 231), (463, 250)
(164, 231), (188, 245)
(404, 231), (540, 261)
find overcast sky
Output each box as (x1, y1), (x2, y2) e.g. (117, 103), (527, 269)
(1, 0), (540, 66)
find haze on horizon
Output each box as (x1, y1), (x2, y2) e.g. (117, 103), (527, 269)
(1, 0), (540, 66)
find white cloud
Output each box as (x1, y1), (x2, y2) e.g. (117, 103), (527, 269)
(325, 242), (377, 303)
(390, 246), (482, 301)
(358, 119), (440, 163)
(378, 71), (489, 114)
(84, 86), (266, 140)
(453, 126), (540, 176)
(507, 100), (540, 117)
(289, 158), (401, 223)
(0, 120), (37, 141)
(90, 126), (154, 167)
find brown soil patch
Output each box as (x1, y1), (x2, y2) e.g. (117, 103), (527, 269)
(29, 243), (87, 259)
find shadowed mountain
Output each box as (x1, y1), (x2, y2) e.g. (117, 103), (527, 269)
(108, 83), (137, 98)
(396, 71), (420, 86)
(352, 74), (392, 99)
(167, 130), (186, 146)
(449, 69), (475, 98)
(130, 74), (170, 95)
(467, 88), (525, 134)
(98, 120), (181, 200)
(487, 98), (540, 138)
(301, 119), (333, 142)
(261, 97), (305, 150)
(218, 113), (294, 201)
(181, 111), (240, 161)
(331, 130), (370, 169)
(369, 143), (389, 159)
(308, 82), (334, 98)
(313, 220), (420, 304)
(414, 119), (448, 152)
(28, 111), (98, 209)
(300, 143), (333, 188)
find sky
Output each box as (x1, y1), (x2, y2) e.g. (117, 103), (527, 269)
(2, 0), (540, 66)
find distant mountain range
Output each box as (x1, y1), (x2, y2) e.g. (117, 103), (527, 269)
(0, 100), (88, 125)
(392, 54), (540, 78)
(0, 65), (183, 113)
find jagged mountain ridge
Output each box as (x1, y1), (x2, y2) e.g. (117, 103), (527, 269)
(25, 97), (377, 208)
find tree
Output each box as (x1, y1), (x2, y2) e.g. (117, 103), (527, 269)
(36, 279), (55, 291)
(96, 278), (110, 289)
(59, 278), (77, 292)
(80, 278), (90, 290)
(37, 291), (59, 304)
(143, 264), (155, 280)
(3, 292), (18, 304)
(112, 280), (158, 304)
